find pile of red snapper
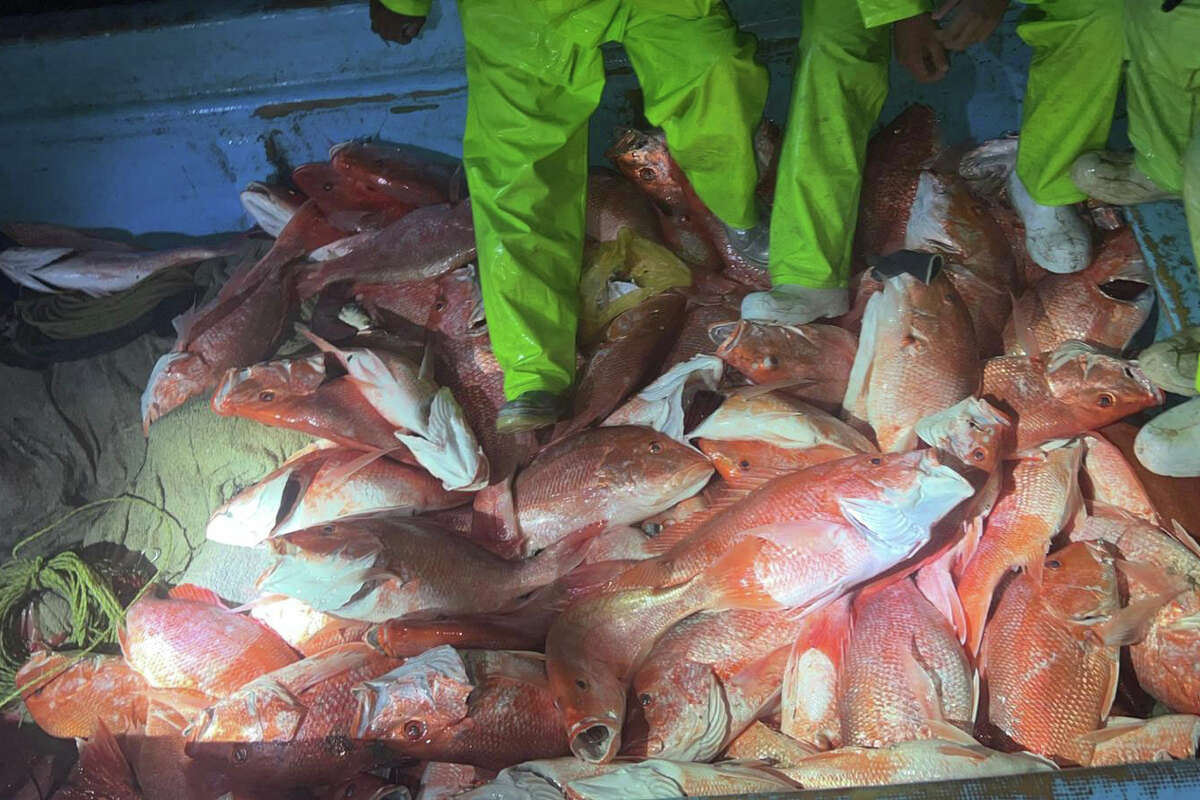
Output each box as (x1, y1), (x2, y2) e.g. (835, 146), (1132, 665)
(15, 107), (1200, 800)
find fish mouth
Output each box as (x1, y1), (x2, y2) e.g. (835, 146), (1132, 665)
(569, 717), (621, 764)
(709, 319), (743, 350)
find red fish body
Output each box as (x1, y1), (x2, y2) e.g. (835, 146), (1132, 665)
(17, 652), (149, 739)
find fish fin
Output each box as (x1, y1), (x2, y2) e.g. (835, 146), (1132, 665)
(418, 341), (434, 384)
(1114, 558), (1189, 600)
(168, 583), (227, 608)
(921, 719), (981, 747)
(916, 559), (969, 645)
(932, 742), (988, 760)
(705, 536), (786, 611)
(837, 495), (927, 558)
(470, 473), (522, 560)
(901, 640), (945, 722)
(75, 719), (135, 789)
(320, 448), (388, 488)
(1008, 289), (1039, 357)
(397, 387), (489, 491)
(1077, 721), (1147, 746)
(1167, 520), (1200, 561)
(171, 303), (202, 342)
(1094, 573), (1182, 648)
(841, 292), (879, 422)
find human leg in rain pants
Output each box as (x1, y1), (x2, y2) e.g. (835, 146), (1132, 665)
(457, 0), (767, 431)
(1072, 1), (1200, 269)
(1008, 0), (1125, 274)
(741, 0), (926, 325)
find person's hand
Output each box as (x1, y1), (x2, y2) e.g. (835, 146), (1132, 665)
(893, 13), (950, 83)
(370, 0), (426, 45)
(933, 0), (1008, 51)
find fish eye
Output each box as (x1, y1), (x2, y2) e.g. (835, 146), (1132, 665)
(762, 355), (778, 370)
(322, 524), (335, 534)
(233, 745), (248, 764)
(404, 720), (426, 740)
(1045, 559), (1061, 569)
(1097, 392), (1115, 408)
(575, 679), (589, 690)
(639, 693), (653, 706)
(638, 167), (656, 182)
(739, 460), (751, 469)
(870, 457), (882, 466)
(322, 182), (334, 192)
(972, 449), (986, 462)
(434, 299), (446, 310)
(344, 784), (357, 798)
(258, 390), (275, 402)
(649, 442), (663, 454)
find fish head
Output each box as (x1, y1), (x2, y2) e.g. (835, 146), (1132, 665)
(210, 354), (326, 418)
(428, 267), (486, 338)
(711, 321), (791, 385)
(328, 140), (454, 207)
(1039, 542), (1121, 623)
(206, 461), (311, 548)
(141, 351), (212, 432)
(547, 631), (627, 763)
(1043, 343), (1163, 423)
(351, 645), (472, 742)
(240, 181), (304, 237)
(593, 427), (714, 518)
(258, 525), (383, 611)
(914, 396), (1014, 473)
(627, 660), (728, 761)
(604, 129), (686, 213)
(292, 162), (403, 218)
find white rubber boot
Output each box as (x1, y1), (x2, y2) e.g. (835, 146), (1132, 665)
(1071, 150), (1179, 205)
(1135, 396), (1200, 477)
(1138, 328), (1200, 397)
(740, 284), (850, 326)
(1007, 169), (1092, 274)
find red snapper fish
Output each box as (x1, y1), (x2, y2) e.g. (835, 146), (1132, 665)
(260, 515), (591, 622)
(913, 396), (1014, 474)
(606, 129), (769, 288)
(955, 440), (1083, 654)
(121, 585), (298, 697)
(565, 759), (798, 799)
(838, 579), (976, 748)
(712, 320), (859, 413)
(240, 180), (305, 237)
(329, 140), (457, 208)
(16, 651), (149, 738)
(186, 642), (401, 786)
(586, 169), (664, 244)
(214, 335), (487, 491)
(296, 201), (476, 299)
(292, 162), (416, 231)
(843, 271), (980, 452)
(206, 445), (470, 548)
(626, 609), (810, 761)
(554, 293), (686, 440)
(978, 543), (1154, 765)
(354, 646), (567, 769)
(469, 426), (713, 560)
(1004, 226), (1154, 356)
(547, 451), (972, 763)
(981, 341), (1162, 452)
(245, 594), (370, 657)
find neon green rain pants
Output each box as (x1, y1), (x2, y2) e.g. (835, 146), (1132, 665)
(767, 0), (921, 290)
(1014, 0), (1125, 207)
(457, 0), (767, 400)
(1125, 0), (1200, 279)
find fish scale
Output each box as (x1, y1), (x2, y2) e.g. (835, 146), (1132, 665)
(839, 580), (975, 748)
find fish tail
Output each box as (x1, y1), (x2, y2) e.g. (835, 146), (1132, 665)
(398, 387), (489, 491)
(916, 558), (969, 645)
(955, 565), (993, 656)
(75, 719), (136, 791)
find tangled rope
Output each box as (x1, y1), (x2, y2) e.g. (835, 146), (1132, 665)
(0, 494), (181, 706)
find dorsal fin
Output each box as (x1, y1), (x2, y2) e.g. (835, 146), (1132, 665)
(168, 583), (226, 608)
